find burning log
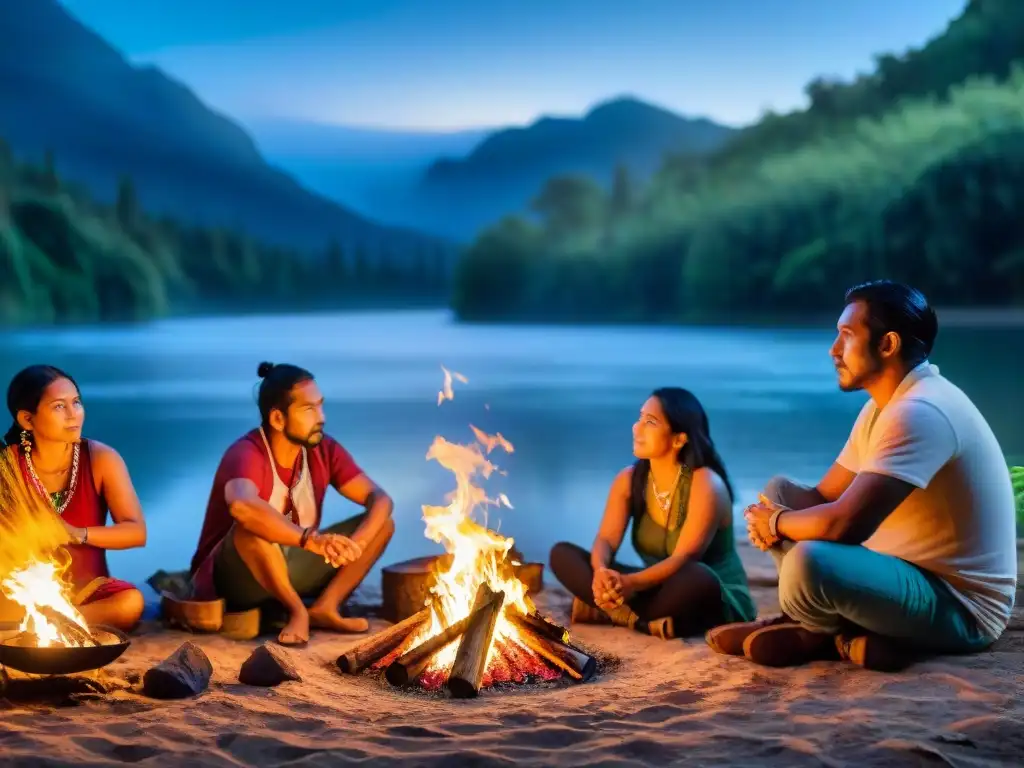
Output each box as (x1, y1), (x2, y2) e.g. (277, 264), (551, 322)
(337, 606), (432, 675)
(385, 589), (501, 687)
(507, 612), (596, 683)
(446, 584), (505, 699)
(517, 611), (569, 644)
(37, 606), (97, 647)
(385, 609), (475, 686)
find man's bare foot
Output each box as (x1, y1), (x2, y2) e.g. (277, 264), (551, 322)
(277, 608), (310, 646)
(309, 605), (369, 634)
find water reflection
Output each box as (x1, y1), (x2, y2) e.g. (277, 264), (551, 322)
(1, 310), (1020, 585)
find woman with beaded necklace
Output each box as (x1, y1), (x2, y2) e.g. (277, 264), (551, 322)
(549, 387), (756, 638)
(3, 365), (147, 632)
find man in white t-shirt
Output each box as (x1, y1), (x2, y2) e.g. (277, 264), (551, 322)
(705, 280), (1017, 670)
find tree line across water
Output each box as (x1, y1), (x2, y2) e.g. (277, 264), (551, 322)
(452, 0), (1024, 323)
(0, 143), (451, 325)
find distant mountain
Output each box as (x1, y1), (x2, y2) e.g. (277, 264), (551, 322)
(411, 97), (737, 239)
(0, 0), (444, 255)
(249, 120), (493, 163)
(248, 119), (491, 232)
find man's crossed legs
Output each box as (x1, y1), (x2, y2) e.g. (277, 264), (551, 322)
(707, 476), (991, 669)
(215, 512), (395, 645)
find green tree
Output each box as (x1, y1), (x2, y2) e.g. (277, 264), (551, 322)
(41, 150), (59, 194)
(325, 238), (346, 281)
(530, 175), (606, 246)
(452, 217), (541, 319)
(433, 244), (450, 293)
(0, 141), (12, 226)
(609, 164), (634, 219)
(115, 175), (139, 232)
(410, 244), (430, 291)
(352, 244), (371, 286)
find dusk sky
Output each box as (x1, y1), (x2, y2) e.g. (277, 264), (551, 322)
(59, 0), (966, 131)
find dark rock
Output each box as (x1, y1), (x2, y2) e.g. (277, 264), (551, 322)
(238, 643), (301, 687)
(142, 641), (212, 699)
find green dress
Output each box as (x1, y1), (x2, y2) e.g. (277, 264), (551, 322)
(630, 466), (756, 624)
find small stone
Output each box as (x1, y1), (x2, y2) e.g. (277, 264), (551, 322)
(142, 641), (213, 699)
(238, 643), (301, 687)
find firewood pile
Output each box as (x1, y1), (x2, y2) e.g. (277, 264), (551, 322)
(338, 583), (596, 698)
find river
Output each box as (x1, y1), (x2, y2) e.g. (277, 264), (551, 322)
(1, 309), (1021, 590)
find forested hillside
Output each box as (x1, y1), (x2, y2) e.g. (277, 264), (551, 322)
(452, 0), (1024, 322)
(0, 144), (450, 325)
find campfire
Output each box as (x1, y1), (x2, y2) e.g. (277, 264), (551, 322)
(0, 555), (130, 679)
(0, 452), (128, 676)
(338, 368), (596, 697)
(2, 561), (97, 648)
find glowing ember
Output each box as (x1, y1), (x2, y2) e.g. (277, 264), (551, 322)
(2, 560), (92, 648)
(398, 368), (561, 690)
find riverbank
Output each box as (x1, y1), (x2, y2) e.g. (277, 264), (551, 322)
(2, 544), (1021, 768)
(4, 303), (1023, 334)
(452, 305), (1024, 330)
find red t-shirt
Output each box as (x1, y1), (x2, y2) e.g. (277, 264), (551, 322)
(189, 429), (362, 578)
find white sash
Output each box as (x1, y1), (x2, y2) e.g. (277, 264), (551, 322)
(258, 427), (318, 530)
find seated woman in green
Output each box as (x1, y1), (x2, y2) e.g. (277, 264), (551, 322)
(550, 387), (756, 638)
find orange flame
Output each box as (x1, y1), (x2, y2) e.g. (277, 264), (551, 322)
(0, 448), (91, 648)
(437, 366), (468, 406)
(408, 367), (551, 683)
(2, 561), (91, 647)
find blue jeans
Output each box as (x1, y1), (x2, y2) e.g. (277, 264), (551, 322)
(763, 476), (993, 653)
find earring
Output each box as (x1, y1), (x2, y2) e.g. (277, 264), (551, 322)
(20, 429), (31, 455)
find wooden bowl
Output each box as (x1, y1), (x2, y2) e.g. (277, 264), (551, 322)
(160, 592), (224, 633)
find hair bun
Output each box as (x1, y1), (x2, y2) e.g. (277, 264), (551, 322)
(257, 362), (275, 378)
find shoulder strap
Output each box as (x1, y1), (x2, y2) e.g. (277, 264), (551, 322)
(668, 465), (693, 531)
(81, 438), (102, 496)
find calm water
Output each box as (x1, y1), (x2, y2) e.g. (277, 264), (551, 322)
(1, 310), (1021, 592)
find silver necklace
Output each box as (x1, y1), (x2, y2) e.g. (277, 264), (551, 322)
(25, 442), (81, 517)
(649, 465), (682, 515)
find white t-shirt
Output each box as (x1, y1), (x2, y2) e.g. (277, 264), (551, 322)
(836, 362), (1017, 640)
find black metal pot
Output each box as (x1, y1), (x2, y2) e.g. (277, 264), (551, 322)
(0, 623), (130, 675)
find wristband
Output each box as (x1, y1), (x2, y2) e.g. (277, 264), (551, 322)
(768, 509), (783, 539)
(299, 527), (312, 549)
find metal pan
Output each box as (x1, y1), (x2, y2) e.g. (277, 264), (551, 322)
(0, 623), (130, 675)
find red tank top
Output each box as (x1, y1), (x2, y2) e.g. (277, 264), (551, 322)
(18, 440), (110, 587)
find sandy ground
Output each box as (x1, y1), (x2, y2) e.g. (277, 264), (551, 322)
(1, 543), (1021, 768)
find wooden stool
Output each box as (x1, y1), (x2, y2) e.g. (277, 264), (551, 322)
(381, 554), (545, 623)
